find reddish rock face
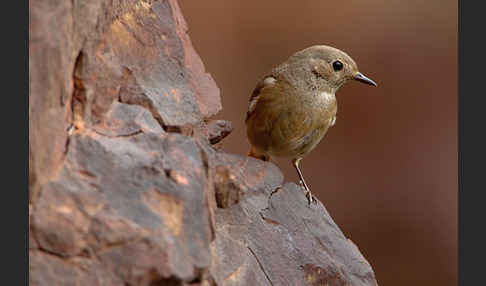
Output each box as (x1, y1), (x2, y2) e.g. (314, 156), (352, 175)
(29, 0), (221, 203)
(29, 0), (377, 285)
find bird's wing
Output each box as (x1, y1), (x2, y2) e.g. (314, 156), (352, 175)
(245, 75), (277, 122)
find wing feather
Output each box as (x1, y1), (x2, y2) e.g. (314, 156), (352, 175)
(245, 76), (276, 122)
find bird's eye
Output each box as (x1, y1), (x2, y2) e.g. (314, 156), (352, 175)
(332, 61), (343, 71)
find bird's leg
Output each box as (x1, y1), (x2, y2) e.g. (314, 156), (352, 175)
(292, 158), (315, 205)
(248, 147), (270, 161)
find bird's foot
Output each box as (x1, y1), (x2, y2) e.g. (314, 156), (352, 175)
(299, 180), (316, 206)
(305, 190), (316, 206)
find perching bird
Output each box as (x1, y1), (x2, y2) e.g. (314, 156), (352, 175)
(245, 45), (377, 205)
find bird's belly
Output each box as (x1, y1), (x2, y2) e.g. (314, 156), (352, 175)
(294, 125), (329, 156)
(246, 90), (336, 159)
(268, 124), (330, 158)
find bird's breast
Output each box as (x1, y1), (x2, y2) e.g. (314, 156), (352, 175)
(296, 90), (337, 120)
(314, 91), (336, 109)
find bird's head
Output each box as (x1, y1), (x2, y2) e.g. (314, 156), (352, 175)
(286, 45), (377, 93)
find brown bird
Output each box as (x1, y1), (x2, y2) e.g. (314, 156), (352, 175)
(245, 45), (377, 205)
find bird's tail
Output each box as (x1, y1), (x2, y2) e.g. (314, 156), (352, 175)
(248, 146), (270, 161)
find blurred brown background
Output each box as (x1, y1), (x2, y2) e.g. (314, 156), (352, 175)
(179, 1), (457, 285)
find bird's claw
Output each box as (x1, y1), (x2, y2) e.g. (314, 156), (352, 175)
(298, 181), (316, 206)
(305, 191), (316, 206)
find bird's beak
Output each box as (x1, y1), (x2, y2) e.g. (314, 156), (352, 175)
(354, 72), (377, 87)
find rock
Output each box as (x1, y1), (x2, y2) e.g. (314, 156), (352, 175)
(206, 120), (233, 146)
(31, 130), (212, 284)
(29, 0), (378, 285)
(29, 0), (220, 202)
(205, 154), (377, 286)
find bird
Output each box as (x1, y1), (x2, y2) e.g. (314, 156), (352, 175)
(245, 45), (377, 205)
